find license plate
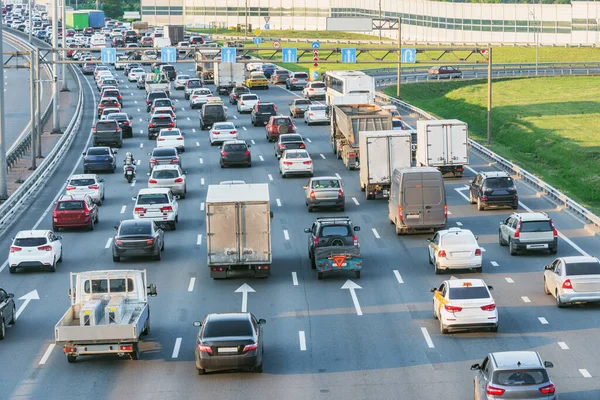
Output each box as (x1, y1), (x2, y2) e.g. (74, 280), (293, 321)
(219, 347), (238, 353)
(527, 244), (548, 249)
(406, 214), (420, 219)
(126, 171), (133, 175)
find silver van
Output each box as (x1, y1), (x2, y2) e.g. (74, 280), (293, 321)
(388, 167), (447, 235)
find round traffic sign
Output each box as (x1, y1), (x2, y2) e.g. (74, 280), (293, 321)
(254, 37), (262, 45)
(272, 41), (281, 49)
(311, 70), (319, 80)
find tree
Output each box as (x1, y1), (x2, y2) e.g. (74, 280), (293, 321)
(101, 0), (123, 19)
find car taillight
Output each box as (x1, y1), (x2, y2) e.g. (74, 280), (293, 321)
(123, 121), (130, 125)
(174, 177), (183, 183)
(232, 94), (237, 98)
(220, 151), (227, 157)
(353, 235), (358, 246)
(292, 78), (297, 82)
(115, 240), (123, 245)
(551, 220), (558, 237)
(313, 237), (319, 247)
(146, 100), (150, 104)
(486, 385), (505, 396)
(240, 101), (245, 105)
(150, 159), (158, 165)
(475, 249), (482, 256)
(161, 206), (173, 212)
(146, 239), (155, 245)
(514, 221), (521, 238)
(92, 126), (97, 132)
(303, 160), (312, 165)
(157, 138), (165, 141)
(149, 179), (157, 184)
(134, 207), (146, 213)
(243, 343), (257, 352)
(299, 143), (305, 148)
(279, 144), (285, 149)
(309, 190), (315, 199)
(444, 204), (448, 219)
(244, 150), (250, 156)
(38, 245), (52, 251)
(397, 206), (403, 221)
(308, 112), (314, 116)
(539, 384), (555, 394)
(88, 184), (99, 189)
(149, 123), (157, 127)
(562, 279), (572, 289)
(274, 106), (277, 112)
(481, 304), (496, 311)
(444, 305), (462, 312)
(119, 345), (133, 351)
(295, 108), (301, 112)
(9, 246), (21, 253)
(117, 95), (122, 99)
(438, 250), (447, 257)
(66, 185), (75, 191)
(192, 96), (198, 99)
(170, 158), (179, 164)
(197, 344), (212, 354)
(283, 161), (293, 165)
(338, 189), (344, 198)
(230, 131), (236, 135)
(168, 122), (175, 127)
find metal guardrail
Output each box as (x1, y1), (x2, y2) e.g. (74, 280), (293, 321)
(0, 34), (84, 232)
(375, 91), (600, 230)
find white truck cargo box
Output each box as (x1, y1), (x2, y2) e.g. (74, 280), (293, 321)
(416, 119), (468, 177)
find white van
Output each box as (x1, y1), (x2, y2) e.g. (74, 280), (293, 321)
(90, 35), (106, 49)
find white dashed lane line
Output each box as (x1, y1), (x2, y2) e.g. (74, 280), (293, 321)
(172, 338), (182, 358)
(335, 173), (341, 179)
(268, 174), (273, 181)
(372, 228), (381, 239)
(120, 205), (126, 214)
(283, 230), (290, 241)
(292, 272), (298, 286)
(243, 126), (247, 131)
(558, 342), (569, 350)
(299, 331), (307, 351)
(579, 369), (592, 378)
(197, 235), (203, 245)
(320, 154), (326, 159)
(538, 317), (549, 325)
(393, 270), (404, 284)
(421, 327), (435, 348)
(490, 261), (499, 267)
(276, 199), (281, 207)
(188, 278), (196, 292)
(259, 155), (264, 161)
(199, 158), (203, 164)
(104, 238), (112, 249)
(455, 222), (463, 226)
(305, 138), (312, 143)
(352, 197), (360, 206)
(200, 202), (205, 211)
(201, 178), (205, 185)
(505, 277), (514, 283)
(521, 296), (531, 303)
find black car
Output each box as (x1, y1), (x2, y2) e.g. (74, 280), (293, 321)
(106, 112), (133, 138)
(200, 102), (227, 130)
(112, 219), (164, 262)
(148, 147), (182, 171)
(194, 313), (266, 375)
(274, 133), (305, 159)
(469, 171), (518, 211)
(251, 103), (277, 126)
(0, 288), (16, 339)
(228, 86), (250, 105)
(82, 63), (96, 75)
(146, 91), (169, 112)
(220, 140), (251, 168)
(93, 120), (123, 148)
(305, 216), (361, 271)
(148, 115), (175, 139)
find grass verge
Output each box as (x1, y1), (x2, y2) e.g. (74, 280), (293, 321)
(383, 76), (600, 215)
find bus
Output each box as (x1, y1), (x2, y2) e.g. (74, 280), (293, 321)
(90, 34), (106, 49)
(324, 70), (376, 106)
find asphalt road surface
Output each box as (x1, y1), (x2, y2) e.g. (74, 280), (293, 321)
(0, 60), (598, 400)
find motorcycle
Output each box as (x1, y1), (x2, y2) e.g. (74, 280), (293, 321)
(124, 164), (136, 183)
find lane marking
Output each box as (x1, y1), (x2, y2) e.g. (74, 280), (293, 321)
(192, 128), (196, 133)
(283, 230), (290, 240)
(372, 228), (381, 239)
(456, 222), (463, 226)
(197, 234), (203, 245)
(464, 165), (478, 175)
(521, 296), (531, 303)
(201, 178), (205, 185)
(243, 126), (247, 131)
(39, 344), (56, 365)
(490, 261), (499, 267)
(421, 327), (435, 348)
(200, 202), (205, 211)
(579, 369), (592, 378)
(481, 247), (486, 252)
(352, 197), (360, 206)
(319, 153), (326, 159)
(136, 160), (141, 165)
(139, 143), (143, 148)
(120, 205), (126, 214)
(130, 181), (136, 187)
(292, 272), (298, 286)
(139, 118), (142, 122)
(335, 173), (341, 179)
(454, 187), (470, 202)
(188, 278), (196, 292)
(259, 155), (264, 161)
(187, 117), (190, 121)
(199, 157), (203, 164)
(558, 342), (569, 350)
(299, 331), (307, 351)
(251, 139), (255, 145)
(276, 199), (281, 207)
(393, 270), (404, 284)
(134, 100), (138, 104)
(538, 317), (549, 324)
(181, 107), (185, 111)
(305, 138), (312, 143)
(233, 115), (237, 119)
(105, 238), (112, 249)
(172, 338), (182, 358)
(137, 108), (141, 112)
(139, 129), (143, 134)
(505, 277), (514, 283)
(268, 174), (273, 181)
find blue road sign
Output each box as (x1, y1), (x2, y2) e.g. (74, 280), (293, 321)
(401, 48), (417, 63)
(161, 47), (177, 63)
(100, 48), (116, 64)
(341, 48), (357, 63)
(311, 70), (319, 80)
(222, 47), (237, 63)
(312, 41), (320, 49)
(264, 24), (270, 30)
(282, 48), (297, 63)
(254, 37), (262, 45)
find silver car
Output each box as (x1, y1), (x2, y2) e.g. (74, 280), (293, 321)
(499, 212), (558, 255)
(544, 256), (600, 307)
(304, 105), (330, 125)
(303, 176), (345, 212)
(66, 174), (105, 205)
(285, 72), (309, 90)
(148, 165), (187, 198)
(174, 74), (190, 90)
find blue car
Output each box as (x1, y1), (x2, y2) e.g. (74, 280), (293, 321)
(36, 31), (47, 39)
(83, 147), (117, 173)
(261, 63), (276, 78)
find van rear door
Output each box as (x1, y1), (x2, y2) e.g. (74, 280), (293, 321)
(402, 174), (425, 227)
(422, 172), (446, 227)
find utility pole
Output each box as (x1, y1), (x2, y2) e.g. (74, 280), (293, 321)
(61, 0), (69, 91)
(487, 47), (493, 145)
(51, 0), (61, 133)
(36, 48), (42, 158)
(396, 17), (401, 98)
(30, 50), (37, 170)
(28, 0), (33, 43)
(244, 0), (248, 41)
(0, 20), (8, 200)
(378, 0), (382, 42)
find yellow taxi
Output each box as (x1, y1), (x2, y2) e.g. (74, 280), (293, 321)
(430, 278), (498, 334)
(246, 72), (269, 90)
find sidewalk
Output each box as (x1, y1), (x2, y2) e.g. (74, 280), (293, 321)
(6, 68), (80, 195)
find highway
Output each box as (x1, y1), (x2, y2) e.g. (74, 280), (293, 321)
(0, 59), (599, 400)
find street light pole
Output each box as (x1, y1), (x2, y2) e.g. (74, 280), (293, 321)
(51, 0), (61, 133)
(378, 0), (382, 42)
(61, 0), (69, 91)
(30, 50), (37, 170)
(244, 0), (248, 41)
(396, 17), (401, 98)
(530, 10), (538, 76)
(0, 20), (8, 200)
(28, 0), (32, 43)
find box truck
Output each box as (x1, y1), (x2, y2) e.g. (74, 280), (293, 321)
(416, 119), (469, 178)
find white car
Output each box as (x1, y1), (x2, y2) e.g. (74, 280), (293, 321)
(279, 149), (313, 178)
(157, 128), (185, 152)
(128, 68), (145, 82)
(431, 278), (498, 334)
(133, 188), (179, 230)
(8, 230), (63, 273)
(114, 55), (128, 70)
(246, 61), (263, 72)
(302, 81), (326, 100)
(100, 107), (121, 120)
(237, 93), (259, 113)
(209, 121), (237, 145)
(189, 88), (214, 109)
(148, 165), (187, 197)
(304, 105), (330, 125)
(174, 74), (190, 90)
(544, 256), (600, 308)
(427, 227), (483, 274)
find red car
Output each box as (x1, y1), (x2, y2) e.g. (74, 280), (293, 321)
(265, 116), (296, 142)
(52, 195), (99, 231)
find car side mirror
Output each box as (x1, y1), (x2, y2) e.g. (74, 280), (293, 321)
(112, 149), (118, 154)
(426, 238), (432, 242)
(470, 363), (481, 371)
(544, 265), (552, 270)
(175, 195), (180, 200)
(544, 361), (554, 368)
(193, 321), (202, 327)
(475, 236), (479, 240)
(147, 152), (151, 156)
(99, 179), (105, 182)
(132, 196), (137, 201)
(183, 170), (188, 174)
(304, 228), (310, 233)
(499, 221), (505, 225)
(68, 288), (75, 298)
(353, 226), (361, 232)
(55, 235), (63, 241)
(146, 284), (157, 297)
(303, 185), (308, 189)
(270, 211), (274, 219)
(258, 318), (266, 325)
(114, 225), (119, 230)
(487, 286), (494, 291)
(82, 152), (86, 155)
(8, 293), (14, 298)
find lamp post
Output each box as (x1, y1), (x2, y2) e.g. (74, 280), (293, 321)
(61, 0), (69, 91)
(378, 0), (382, 41)
(244, 0), (248, 41)
(530, 10), (538, 76)
(51, 0), (61, 133)
(0, 20), (8, 199)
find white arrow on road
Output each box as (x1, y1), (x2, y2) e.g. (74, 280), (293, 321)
(15, 290), (40, 320)
(341, 280), (363, 316)
(235, 283), (255, 313)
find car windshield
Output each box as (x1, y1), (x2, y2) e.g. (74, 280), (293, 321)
(295, 73), (308, 78)
(485, 177), (514, 188)
(320, 225), (351, 237)
(520, 221), (553, 232)
(310, 106), (327, 111)
(312, 180), (340, 188)
(69, 178), (96, 186)
(161, 66), (175, 71)
(281, 135), (301, 142)
(177, 75), (190, 80)
(565, 262), (600, 276)
(273, 118), (290, 125)
(195, 89), (211, 95)
(154, 100), (171, 106)
(441, 233), (477, 246)
(494, 370), (548, 386)
(152, 116), (172, 123)
(14, 237), (47, 247)
(153, 169), (179, 179)
(153, 148), (177, 157)
(392, 119), (403, 128)
(96, 121), (118, 129)
(203, 319), (253, 337)
(119, 222), (152, 235)
(137, 193), (169, 204)
(214, 123), (234, 130)
(187, 80), (201, 87)
(58, 201), (84, 210)
(311, 82), (325, 88)
(223, 144), (247, 152)
(160, 130), (180, 136)
(252, 75), (266, 80)
(108, 114), (127, 121)
(87, 148), (110, 155)
(448, 286), (489, 300)
(257, 105), (274, 112)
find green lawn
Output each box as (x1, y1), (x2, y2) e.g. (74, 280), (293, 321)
(383, 77), (600, 214)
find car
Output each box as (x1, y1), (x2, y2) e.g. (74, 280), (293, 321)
(543, 256), (600, 307)
(152, 107), (178, 126)
(128, 67), (145, 82)
(428, 65), (462, 79)
(427, 227), (483, 274)
(82, 147), (117, 173)
(245, 72), (269, 90)
(148, 164), (187, 197)
(279, 149), (313, 178)
(52, 194), (99, 231)
(93, 120), (123, 148)
(471, 351), (556, 399)
(289, 98), (312, 118)
(98, 77), (119, 92)
(250, 102), (277, 127)
(237, 93), (259, 113)
(94, 65), (109, 76)
(150, 98), (174, 113)
(156, 128), (185, 152)
(265, 115), (296, 142)
(97, 97), (121, 118)
(95, 71), (114, 85)
(148, 114), (175, 139)
(246, 60), (263, 72)
(209, 121), (237, 145)
(469, 171), (518, 211)
(136, 73), (147, 89)
(302, 81), (326, 100)
(148, 147), (182, 171)
(270, 69), (290, 85)
(219, 180), (246, 185)
(99, 107), (121, 121)
(112, 219), (165, 262)
(498, 212), (558, 255)
(106, 112), (133, 138)
(260, 63), (276, 78)
(146, 91), (169, 112)
(305, 216), (361, 271)
(274, 133), (305, 159)
(184, 78), (203, 99)
(286, 71), (309, 90)
(0, 288), (16, 339)
(132, 187), (179, 230)
(303, 176), (345, 212)
(101, 89), (123, 106)
(160, 64), (177, 81)
(220, 140), (251, 168)
(65, 173), (105, 205)
(125, 63), (141, 75)
(392, 119), (410, 131)
(193, 312), (266, 375)
(174, 74), (190, 90)
(228, 86), (250, 104)
(189, 88), (214, 109)
(304, 105), (330, 125)
(381, 105), (402, 120)
(8, 230), (63, 273)
(431, 278), (497, 334)
(200, 100), (228, 130)
(114, 54), (128, 70)
(82, 63), (96, 75)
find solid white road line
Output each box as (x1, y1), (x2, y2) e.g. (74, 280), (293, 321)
(104, 238), (112, 249)
(283, 230), (290, 240)
(558, 342), (569, 350)
(39, 344), (56, 365)
(196, 141), (200, 147)
(335, 173), (341, 179)
(259, 155), (264, 161)
(188, 277), (196, 292)
(490, 261), (499, 267)
(320, 153), (326, 159)
(579, 369), (592, 378)
(372, 228), (381, 239)
(199, 157), (203, 164)
(197, 234), (203, 245)
(352, 197), (360, 206)
(200, 202), (205, 211)
(505, 277), (514, 283)
(172, 338), (182, 358)
(268, 174), (273, 181)
(201, 178), (205, 185)
(292, 272), (298, 286)
(393, 270), (404, 284)
(421, 327), (435, 348)
(243, 126), (247, 131)
(521, 296), (531, 303)
(305, 138), (312, 143)
(276, 198), (282, 207)
(456, 222), (463, 226)
(120, 205), (126, 214)
(454, 187), (471, 202)
(538, 317), (549, 324)
(299, 331), (307, 351)
(464, 165), (478, 175)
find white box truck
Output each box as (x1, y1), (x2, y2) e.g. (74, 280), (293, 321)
(359, 130), (412, 200)
(416, 119), (469, 177)
(205, 183), (272, 279)
(214, 62), (246, 95)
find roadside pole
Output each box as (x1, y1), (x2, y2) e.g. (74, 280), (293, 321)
(0, 21), (8, 200)
(28, 0), (32, 43)
(51, 0), (61, 133)
(396, 17), (401, 98)
(30, 50), (37, 170)
(36, 48), (42, 157)
(487, 47), (493, 145)
(61, 0), (69, 91)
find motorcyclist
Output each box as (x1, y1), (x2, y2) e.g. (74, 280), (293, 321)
(123, 151), (137, 174)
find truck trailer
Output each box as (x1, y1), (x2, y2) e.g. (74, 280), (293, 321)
(416, 119), (469, 177)
(163, 25), (184, 46)
(214, 62), (246, 95)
